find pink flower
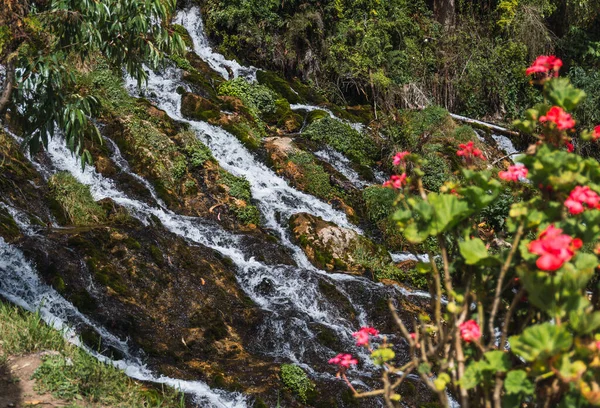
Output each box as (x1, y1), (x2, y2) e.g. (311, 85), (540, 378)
(526, 55), (563, 76)
(328, 353), (358, 369)
(593, 126), (600, 141)
(409, 333), (416, 340)
(498, 164), (528, 182)
(565, 141), (575, 152)
(383, 174), (407, 189)
(564, 186), (600, 215)
(459, 320), (481, 343)
(456, 141), (485, 161)
(528, 225), (583, 271)
(539, 106), (576, 130)
(352, 326), (379, 346)
(393, 151), (410, 166)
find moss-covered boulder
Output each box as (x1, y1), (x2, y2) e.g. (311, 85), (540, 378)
(180, 92), (221, 122)
(289, 213), (390, 274)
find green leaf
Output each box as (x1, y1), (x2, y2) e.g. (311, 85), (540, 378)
(371, 347), (395, 366)
(459, 238), (489, 265)
(509, 323), (572, 362)
(483, 350), (511, 373)
(418, 362), (432, 375)
(546, 78), (587, 111)
(428, 193), (471, 235)
(460, 360), (487, 390)
(569, 311), (600, 335)
(504, 370), (534, 395)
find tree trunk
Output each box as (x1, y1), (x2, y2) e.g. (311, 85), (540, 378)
(0, 62), (15, 115)
(434, 0), (455, 30)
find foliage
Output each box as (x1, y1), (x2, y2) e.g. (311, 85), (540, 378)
(289, 152), (342, 201)
(48, 172), (106, 226)
(363, 186), (396, 223)
(326, 58), (600, 407)
(218, 78), (277, 118)
(0, 301), (183, 407)
(3, 0), (184, 166)
(218, 170), (260, 225)
(302, 117), (378, 167)
(280, 364), (314, 404)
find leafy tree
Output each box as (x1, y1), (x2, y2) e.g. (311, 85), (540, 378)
(0, 0), (184, 165)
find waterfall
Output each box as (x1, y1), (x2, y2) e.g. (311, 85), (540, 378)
(0, 234), (247, 408)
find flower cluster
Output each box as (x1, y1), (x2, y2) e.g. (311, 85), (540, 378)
(328, 353), (358, 369)
(352, 326), (379, 347)
(564, 186), (600, 215)
(459, 320), (481, 343)
(593, 126), (600, 141)
(539, 106), (575, 131)
(393, 151), (410, 166)
(526, 55), (563, 77)
(498, 164), (528, 182)
(456, 141), (485, 161)
(528, 225), (583, 271)
(383, 174), (407, 189)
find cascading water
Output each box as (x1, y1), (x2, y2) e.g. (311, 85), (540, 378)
(0, 226), (247, 408)
(173, 7), (257, 82)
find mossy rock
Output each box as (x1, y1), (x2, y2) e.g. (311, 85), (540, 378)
(220, 118), (262, 150)
(290, 78), (327, 104)
(172, 24), (193, 49)
(257, 70), (302, 104)
(305, 109), (329, 125)
(0, 206), (21, 242)
(48, 172), (107, 226)
(181, 92), (221, 122)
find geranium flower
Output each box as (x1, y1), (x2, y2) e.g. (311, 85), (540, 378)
(328, 353), (358, 369)
(393, 151), (410, 166)
(456, 141), (485, 161)
(528, 225), (582, 271)
(383, 174), (407, 189)
(526, 55), (563, 76)
(498, 164), (528, 182)
(564, 186), (600, 215)
(565, 141), (575, 152)
(352, 326), (379, 346)
(459, 320), (481, 343)
(593, 126), (600, 141)
(539, 106), (575, 130)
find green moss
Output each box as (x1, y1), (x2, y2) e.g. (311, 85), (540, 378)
(289, 152), (342, 201)
(302, 117), (378, 166)
(233, 205), (261, 225)
(218, 77), (277, 119)
(256, 70), (302, 104)
(280, 364), (314, 404)
(48, 172), (106, 226)
(253, 397), (269, 408)
(305, 109), (329, 125)
(219, 171), (252, 201)
(221, 120), (262, 150)
(180, 92), (221, 122)
(363, 186), (397, 223)
(0, 206), (21, 241)
(149, 244), (164, 266)
(171, 156), (188, 180)
(184, 139), (214, 168)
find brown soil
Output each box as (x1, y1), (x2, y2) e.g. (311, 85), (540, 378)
(0, 352), (70, 408)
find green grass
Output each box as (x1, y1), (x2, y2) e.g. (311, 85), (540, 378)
(48, 172), (107, 226)
(289, 151), (343, 201)
(0, 301), (184, 407)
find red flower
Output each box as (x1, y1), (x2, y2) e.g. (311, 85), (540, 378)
(565, 141), (575, 152)
(393, 151), (410, 166)
(383, 174), (407, 189)
(456, 141), (485, 161)
(328, 353), (358, 369)
(539, 106), (576, 130)
(352, 326), (379, 347)
(528, 225), (582, 271)
(593, 126), (600, 141)
(409, 333), (416, 340)
(459, 320), (481, 343)
(526, 55), (563, 76)
(498, 164), (528, 182)
(564, 186), (600, 215)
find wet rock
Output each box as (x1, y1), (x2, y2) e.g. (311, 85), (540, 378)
(289, 213), (391, 274)
(180, 92), (221, 122)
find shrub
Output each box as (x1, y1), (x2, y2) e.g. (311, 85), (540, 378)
(302, 117), (378, 166)
(280, 364), (314, 404)
(326, 57), (600, 407)
(289, 152), (341, 201)
(218, 77), (277, 117)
